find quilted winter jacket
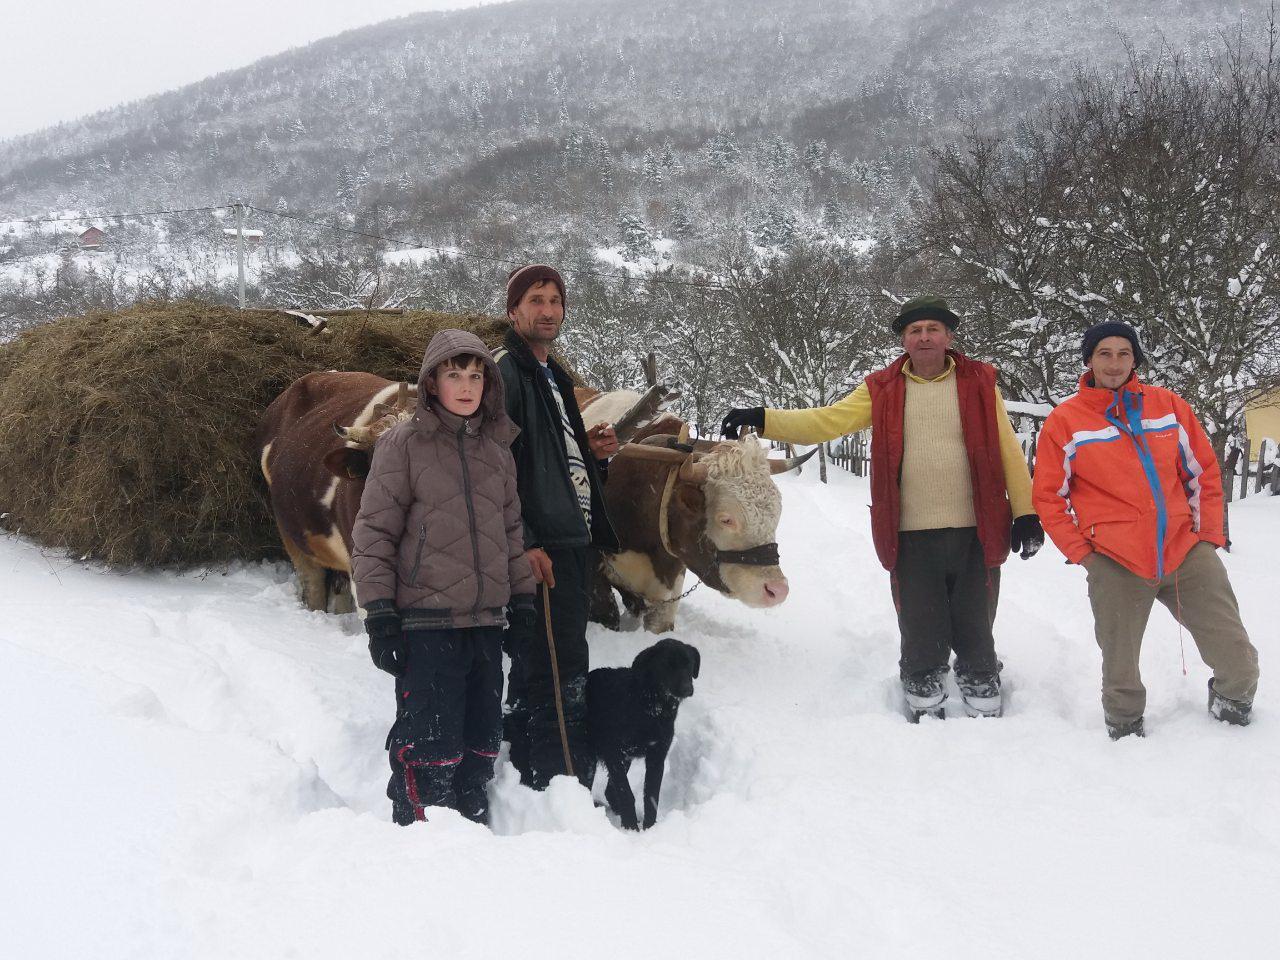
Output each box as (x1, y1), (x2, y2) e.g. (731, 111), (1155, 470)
(351, 329), (536, 628)
(1032, 372), (1226, 580)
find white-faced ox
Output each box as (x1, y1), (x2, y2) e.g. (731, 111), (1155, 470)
(579, 390), (813, 633)
(257, 371), (417, 612)
(259, 375), (810, 624)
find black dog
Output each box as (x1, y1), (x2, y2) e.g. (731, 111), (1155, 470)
(587, 637), (700, 830)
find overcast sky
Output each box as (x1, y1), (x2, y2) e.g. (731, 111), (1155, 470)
(2, 1), (501, 141)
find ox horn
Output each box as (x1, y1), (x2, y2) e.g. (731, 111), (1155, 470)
(768, 446), (819, 475)
(678, 456), (710, 484)
(615, 442), (711, 484)
(614, 443), (692, 464)
(333, 421), (379, 448)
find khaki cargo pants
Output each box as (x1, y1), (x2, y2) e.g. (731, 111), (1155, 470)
(1086, 542), (1259, 724)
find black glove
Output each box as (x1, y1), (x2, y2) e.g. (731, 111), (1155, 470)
(1010, 514), (1044, 560)
(364, 600), (406, 677)
(503, 595), (537, 660)
(506, 595), (538, 644)
(720, 407), (764, 439)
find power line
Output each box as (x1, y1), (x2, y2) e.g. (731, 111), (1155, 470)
(246, 205), (526, 267)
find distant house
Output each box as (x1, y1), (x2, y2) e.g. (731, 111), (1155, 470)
(1246, 388), (1280, 448)
(222, 227), (264, 244)
(78, 227), (106, 250)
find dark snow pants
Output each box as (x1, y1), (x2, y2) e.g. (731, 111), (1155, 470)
(386, 626), (503, 825)
(504, 546), (595, 790)
(891, 527), (1001, 680)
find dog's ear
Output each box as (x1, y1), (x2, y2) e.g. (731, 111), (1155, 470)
(686, 644), (700, 679)
(631, 642), (661, 675)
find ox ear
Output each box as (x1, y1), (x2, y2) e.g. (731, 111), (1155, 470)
(323, 446), (372, 480)
(675, 480), (705, 514)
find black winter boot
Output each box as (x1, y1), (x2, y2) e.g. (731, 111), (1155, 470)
(452, 751), (497, 825)
(1208, 679), (1252, 726)
(902, 668), (947, 722)
(956, 670), (1003, 718)
(392, 801), (419, 826)
(1106, 716), (1145, 740)
(453, 788), (490, 825)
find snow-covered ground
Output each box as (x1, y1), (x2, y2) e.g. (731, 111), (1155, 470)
(2, 467), (1276, 959)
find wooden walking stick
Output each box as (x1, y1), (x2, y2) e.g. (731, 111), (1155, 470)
(541, 580), (575, 779)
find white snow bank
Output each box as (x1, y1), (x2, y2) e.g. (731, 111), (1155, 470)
(1, 470), (1277, 958)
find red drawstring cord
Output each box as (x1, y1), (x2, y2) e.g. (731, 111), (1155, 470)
(1173, 567), (1189, 676)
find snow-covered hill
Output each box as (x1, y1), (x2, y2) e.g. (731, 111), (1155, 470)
(2, 466), (1276, 958)
(1, 0), (1261, 247)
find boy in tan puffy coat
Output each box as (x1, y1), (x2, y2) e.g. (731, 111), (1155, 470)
(352, 329), (535, 826)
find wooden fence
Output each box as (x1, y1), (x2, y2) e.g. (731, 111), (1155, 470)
(1225, 437), (1280, 501)
(821, 411), (1049, 479)
(827, 432), (870, 476)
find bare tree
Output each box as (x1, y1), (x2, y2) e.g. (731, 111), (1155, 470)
(259, 250), (425, 310)
(644, 270), (737, 437)
(723, 239), (893, 481)
(917, 22), (1280, 460)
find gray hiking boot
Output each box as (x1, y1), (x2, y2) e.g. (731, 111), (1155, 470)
(956, 670), (1003, 718)
(1106, 716), (1145, 740)
(903, 668), (947, 722)
(1208, 679), (1252, 726)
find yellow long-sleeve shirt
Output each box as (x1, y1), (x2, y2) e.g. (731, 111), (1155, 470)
(762, 358), (1034, 521)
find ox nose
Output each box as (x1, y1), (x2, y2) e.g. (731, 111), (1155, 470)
(761, 578), (789, 605)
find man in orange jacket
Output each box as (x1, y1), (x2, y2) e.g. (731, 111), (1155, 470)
(1032, 322), (1259, 739)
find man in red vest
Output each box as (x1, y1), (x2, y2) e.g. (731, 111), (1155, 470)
(721, 296), (1042, 720)
(1032, 322), (1259, 739)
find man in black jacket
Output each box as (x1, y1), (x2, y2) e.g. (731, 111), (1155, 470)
(495, 264), (620, 789)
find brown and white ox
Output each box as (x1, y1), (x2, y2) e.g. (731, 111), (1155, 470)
(257, 371), (418, 613)
(258, 374), (811, 626)
(578, 389), (813, 633)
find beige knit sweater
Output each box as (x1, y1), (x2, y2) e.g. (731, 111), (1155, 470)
(899, 371), (976, 531)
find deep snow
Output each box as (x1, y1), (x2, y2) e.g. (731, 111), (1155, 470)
(2, 466), (1276, 959)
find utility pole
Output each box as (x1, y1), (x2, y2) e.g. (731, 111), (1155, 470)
(235, 201), (246, 310)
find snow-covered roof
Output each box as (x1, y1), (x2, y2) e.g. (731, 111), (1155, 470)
(1004, 400), (1054, 419)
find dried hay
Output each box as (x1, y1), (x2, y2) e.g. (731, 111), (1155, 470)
(0, 301), (509, 568)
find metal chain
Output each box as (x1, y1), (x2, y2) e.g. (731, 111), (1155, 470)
(601, 554), (702, 608)
(650, 579), (702, 606)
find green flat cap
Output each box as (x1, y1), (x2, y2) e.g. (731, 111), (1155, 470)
(892, 295), (961, 333)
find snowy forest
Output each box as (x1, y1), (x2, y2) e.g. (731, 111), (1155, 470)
(2, 0), (1279, 453)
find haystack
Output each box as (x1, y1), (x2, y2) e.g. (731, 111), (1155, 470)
(0, 301), (510, 568)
